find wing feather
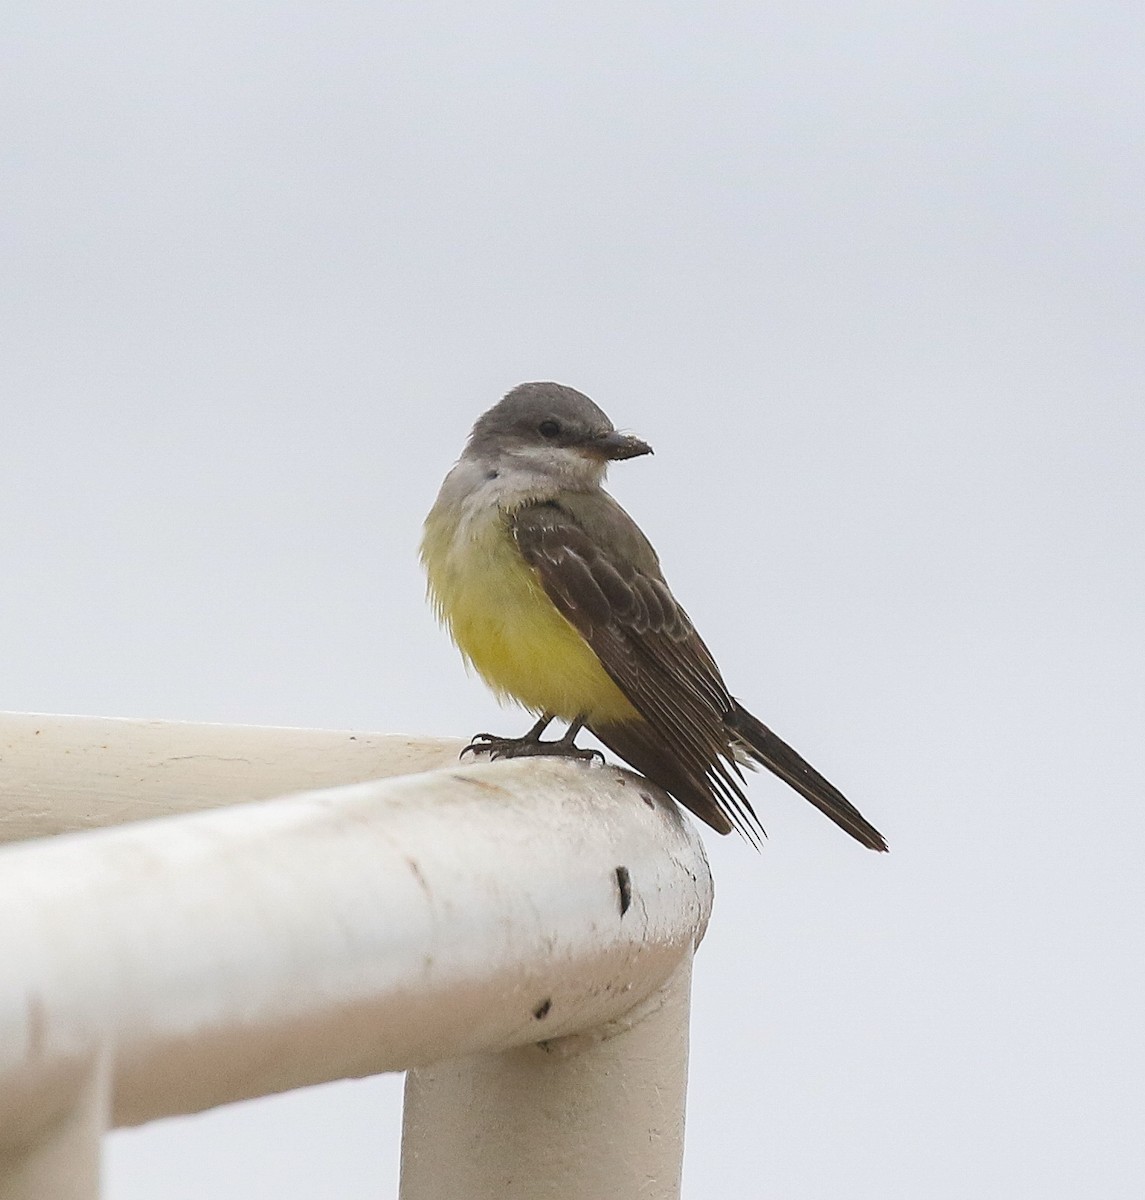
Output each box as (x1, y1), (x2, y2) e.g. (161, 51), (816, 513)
(512, 499), (764, 842)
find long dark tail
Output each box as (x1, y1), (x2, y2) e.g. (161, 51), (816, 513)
(726, 704), (888, 852)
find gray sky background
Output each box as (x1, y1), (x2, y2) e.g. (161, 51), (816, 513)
(4, 2), (1143, 1196)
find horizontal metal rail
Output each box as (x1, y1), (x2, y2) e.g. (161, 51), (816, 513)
(0, 711), (464, 843)
(0, 715), (713, 1200)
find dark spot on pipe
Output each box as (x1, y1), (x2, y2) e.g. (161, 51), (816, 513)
(533, 997), (552, 1020)
(615, 865), (632, 916)
(639, 791), (655, 809)
(406, 857), (432, 899)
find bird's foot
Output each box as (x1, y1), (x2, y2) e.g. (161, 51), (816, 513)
(462, 731), (603, 764)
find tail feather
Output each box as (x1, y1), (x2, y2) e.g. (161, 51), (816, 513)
(726, 704), (888, 852)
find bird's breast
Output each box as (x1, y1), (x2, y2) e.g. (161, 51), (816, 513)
(420, 486), (637, 722)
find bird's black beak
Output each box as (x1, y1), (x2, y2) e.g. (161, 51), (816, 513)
(587, 430), (653, 461)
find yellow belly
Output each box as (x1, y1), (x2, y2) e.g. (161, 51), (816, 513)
(421, 501), (638, 723)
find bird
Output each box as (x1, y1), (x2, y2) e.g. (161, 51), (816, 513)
(420, 381), (887, 852)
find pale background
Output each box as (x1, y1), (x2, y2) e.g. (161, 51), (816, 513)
(4, 3), (1143, 1197)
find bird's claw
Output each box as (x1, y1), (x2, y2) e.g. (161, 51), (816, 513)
(460, 733), (510, 758)
(461, 733), (603, 764)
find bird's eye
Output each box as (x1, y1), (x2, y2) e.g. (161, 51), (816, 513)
(538, 419), (561, 438)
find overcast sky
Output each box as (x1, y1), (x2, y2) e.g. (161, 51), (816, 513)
(4, 2), (1144, 1197)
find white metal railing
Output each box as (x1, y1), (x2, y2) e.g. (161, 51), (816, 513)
(0, 715), (713, 1200)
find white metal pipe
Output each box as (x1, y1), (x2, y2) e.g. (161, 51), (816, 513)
(0, 757), (712, 1141)
(0, 712), (463, 843)
(0, 1054), (107, 1200)
(400, 956), (695, 1200)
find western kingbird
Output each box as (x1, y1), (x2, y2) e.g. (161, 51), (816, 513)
(421, 381), (887, 852)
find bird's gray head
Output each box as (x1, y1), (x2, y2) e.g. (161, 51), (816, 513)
(464, 382), (652, 490)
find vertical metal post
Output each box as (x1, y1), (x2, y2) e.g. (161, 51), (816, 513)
(0, 1055), (108, 1200)
(399, 953), (695, 1200)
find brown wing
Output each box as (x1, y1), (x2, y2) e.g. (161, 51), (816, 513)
(511, 498), (764, 843)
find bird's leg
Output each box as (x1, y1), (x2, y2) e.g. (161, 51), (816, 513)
(462, 714), (603, 763)
(462, 713), (553, 759)
(548, 717), (605, 763)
